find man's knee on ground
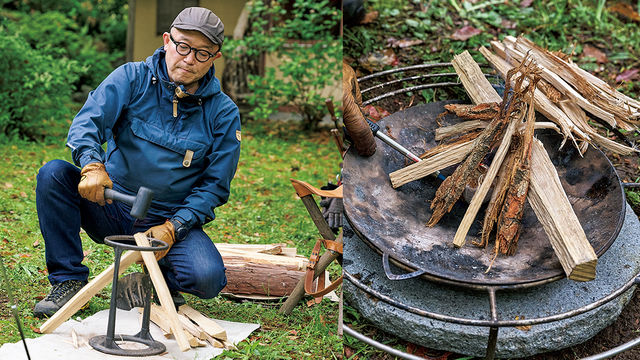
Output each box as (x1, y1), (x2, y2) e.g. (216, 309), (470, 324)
(193, 263), (227, 299)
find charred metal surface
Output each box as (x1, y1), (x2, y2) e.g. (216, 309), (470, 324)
(343, 101), (625, 288)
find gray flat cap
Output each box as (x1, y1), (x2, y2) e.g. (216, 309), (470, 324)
(171, 7), (224, 46)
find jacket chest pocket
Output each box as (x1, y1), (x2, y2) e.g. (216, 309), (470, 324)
(130, 118), (209, 168)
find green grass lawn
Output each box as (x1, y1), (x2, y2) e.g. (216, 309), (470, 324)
(0, 118), (343, 359)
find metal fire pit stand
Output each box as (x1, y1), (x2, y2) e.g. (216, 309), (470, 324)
(343, 267), (640, 360)
(89, 235), (168, 357)
(341, 64), (640, 360)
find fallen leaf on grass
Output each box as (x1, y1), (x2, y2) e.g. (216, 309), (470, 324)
(608, 3), (640, 22)
(360, 11), (379, 24)
(387, 37), (424, 48)
(362, 105), (391, 121)
(19, 253), (32, 258)
(501, 19), (517, 29)
(515, 315), (531, 331)
(32, 239), (40, 247)
(583, 45), (608, 64)
(520, 0), (534, 7)
(451, 25), (482, 41)
(4, 182), (13, 189)
(358, 48), (399, 72)
(407, 342), (452, 359)
(19, 191), (27, 198)
(344, 346), (357, 359)
(616, 69), (639, 82)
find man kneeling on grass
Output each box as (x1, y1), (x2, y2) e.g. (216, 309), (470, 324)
(33, 7), (240, 318)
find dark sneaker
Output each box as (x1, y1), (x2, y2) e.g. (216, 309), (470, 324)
(34, 280), (87, 318)
(153, 289), (186, 310)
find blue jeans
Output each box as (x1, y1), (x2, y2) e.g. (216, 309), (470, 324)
(35, 159), (227, 299)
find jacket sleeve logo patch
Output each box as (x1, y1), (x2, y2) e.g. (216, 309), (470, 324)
(236, 130), (241, 142)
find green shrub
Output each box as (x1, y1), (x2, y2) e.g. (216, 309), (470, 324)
(226, 0), (342, 130)
(5, 10), (121, 89)
(0, 29), (81, 140)
(2, 0), (128, 51)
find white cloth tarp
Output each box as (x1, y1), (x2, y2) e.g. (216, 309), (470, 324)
(0, 308), (260, 360)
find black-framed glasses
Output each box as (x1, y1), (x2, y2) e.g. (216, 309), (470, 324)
(170, 34), (218, 62)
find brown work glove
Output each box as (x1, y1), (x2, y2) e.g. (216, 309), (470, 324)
(78, 162), (113, 206)
(144, 220), (175, 261)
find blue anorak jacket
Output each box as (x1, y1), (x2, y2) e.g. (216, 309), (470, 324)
(66, 47), (241, 228)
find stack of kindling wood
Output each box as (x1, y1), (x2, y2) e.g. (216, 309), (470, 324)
(481, 35), (639, 156)
(141, 304), (231, 349)
(388, 37), (639, 280)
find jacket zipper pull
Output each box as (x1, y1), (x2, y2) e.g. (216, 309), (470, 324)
(172, 95), (178, 118)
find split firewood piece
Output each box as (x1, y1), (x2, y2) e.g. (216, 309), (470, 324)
(453, 117), (518, 247)
(558, 101), (637, 155)
(528, 139), (597, 281)
(389, 140), (475, 188)
(142, 304), (172, 337)
(178, 312), (207, 340)
(452, 50), (503, 104)
(188, 336), (207, 348)
(196, 324), (225, 348)
(436, 119), (561, 141)
(178, 304), (227, 341)
(134, 233), (191, 351)
(435, 120), (487, 141)
(441, 103), (500, 121)
(421, 132), (480, 159)
(215, 243), (298, 257)
(495, 93), (538, 255)
(477, 143), (517, 248)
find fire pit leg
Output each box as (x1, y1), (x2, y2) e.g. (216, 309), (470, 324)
(485, 288), (499, 360)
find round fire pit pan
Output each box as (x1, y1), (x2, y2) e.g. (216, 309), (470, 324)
(343, 100), (626, 289)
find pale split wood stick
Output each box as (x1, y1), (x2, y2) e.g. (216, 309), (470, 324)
(389, 140), (475, 188)
(436, 120), (561, 141)
(453, 118), (518, 247)
(143, 304), (172, 337)
(528, 139), (597, 281)
(452, 50), (503, 104)
(178, 304), (227, 341)
(134, 232), (191, 351)
(435, 120), (488, 141)
(39, 250), (142, 333)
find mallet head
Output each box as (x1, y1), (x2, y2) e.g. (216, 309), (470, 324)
(130, 187), (153, 219)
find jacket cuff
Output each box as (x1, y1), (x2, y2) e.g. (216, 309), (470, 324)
(78, 151), (103, 169)
(172, 209), (198, 228)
